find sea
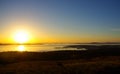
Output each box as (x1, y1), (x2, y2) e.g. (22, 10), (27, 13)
(0, 43), (119, 52)
(0, 44), (82, 52)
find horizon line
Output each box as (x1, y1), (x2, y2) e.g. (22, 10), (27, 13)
(0, 42), (120, 45)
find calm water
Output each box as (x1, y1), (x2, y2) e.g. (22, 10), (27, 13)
(1, 44), (118, 52)
(0, 44), (82, 52)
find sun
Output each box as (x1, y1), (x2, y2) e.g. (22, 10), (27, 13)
(14, 30), (29, 44)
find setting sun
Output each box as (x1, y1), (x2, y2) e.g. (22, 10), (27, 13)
(14, 30), (29, 44)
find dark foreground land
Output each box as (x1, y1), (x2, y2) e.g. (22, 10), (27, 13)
(0, 45), (120, 74)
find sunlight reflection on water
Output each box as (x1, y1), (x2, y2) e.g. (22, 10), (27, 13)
(17, 45), (25, 51)
(0, 44), (87, 52)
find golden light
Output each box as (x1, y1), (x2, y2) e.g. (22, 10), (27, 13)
(14, 30), (29, 44)
(18, 45), (25, 52)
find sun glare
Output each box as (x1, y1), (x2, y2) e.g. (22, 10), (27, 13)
(14, 30), (29, 44)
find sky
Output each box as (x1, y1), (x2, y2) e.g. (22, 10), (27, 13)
(0, 0), (120, 43)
